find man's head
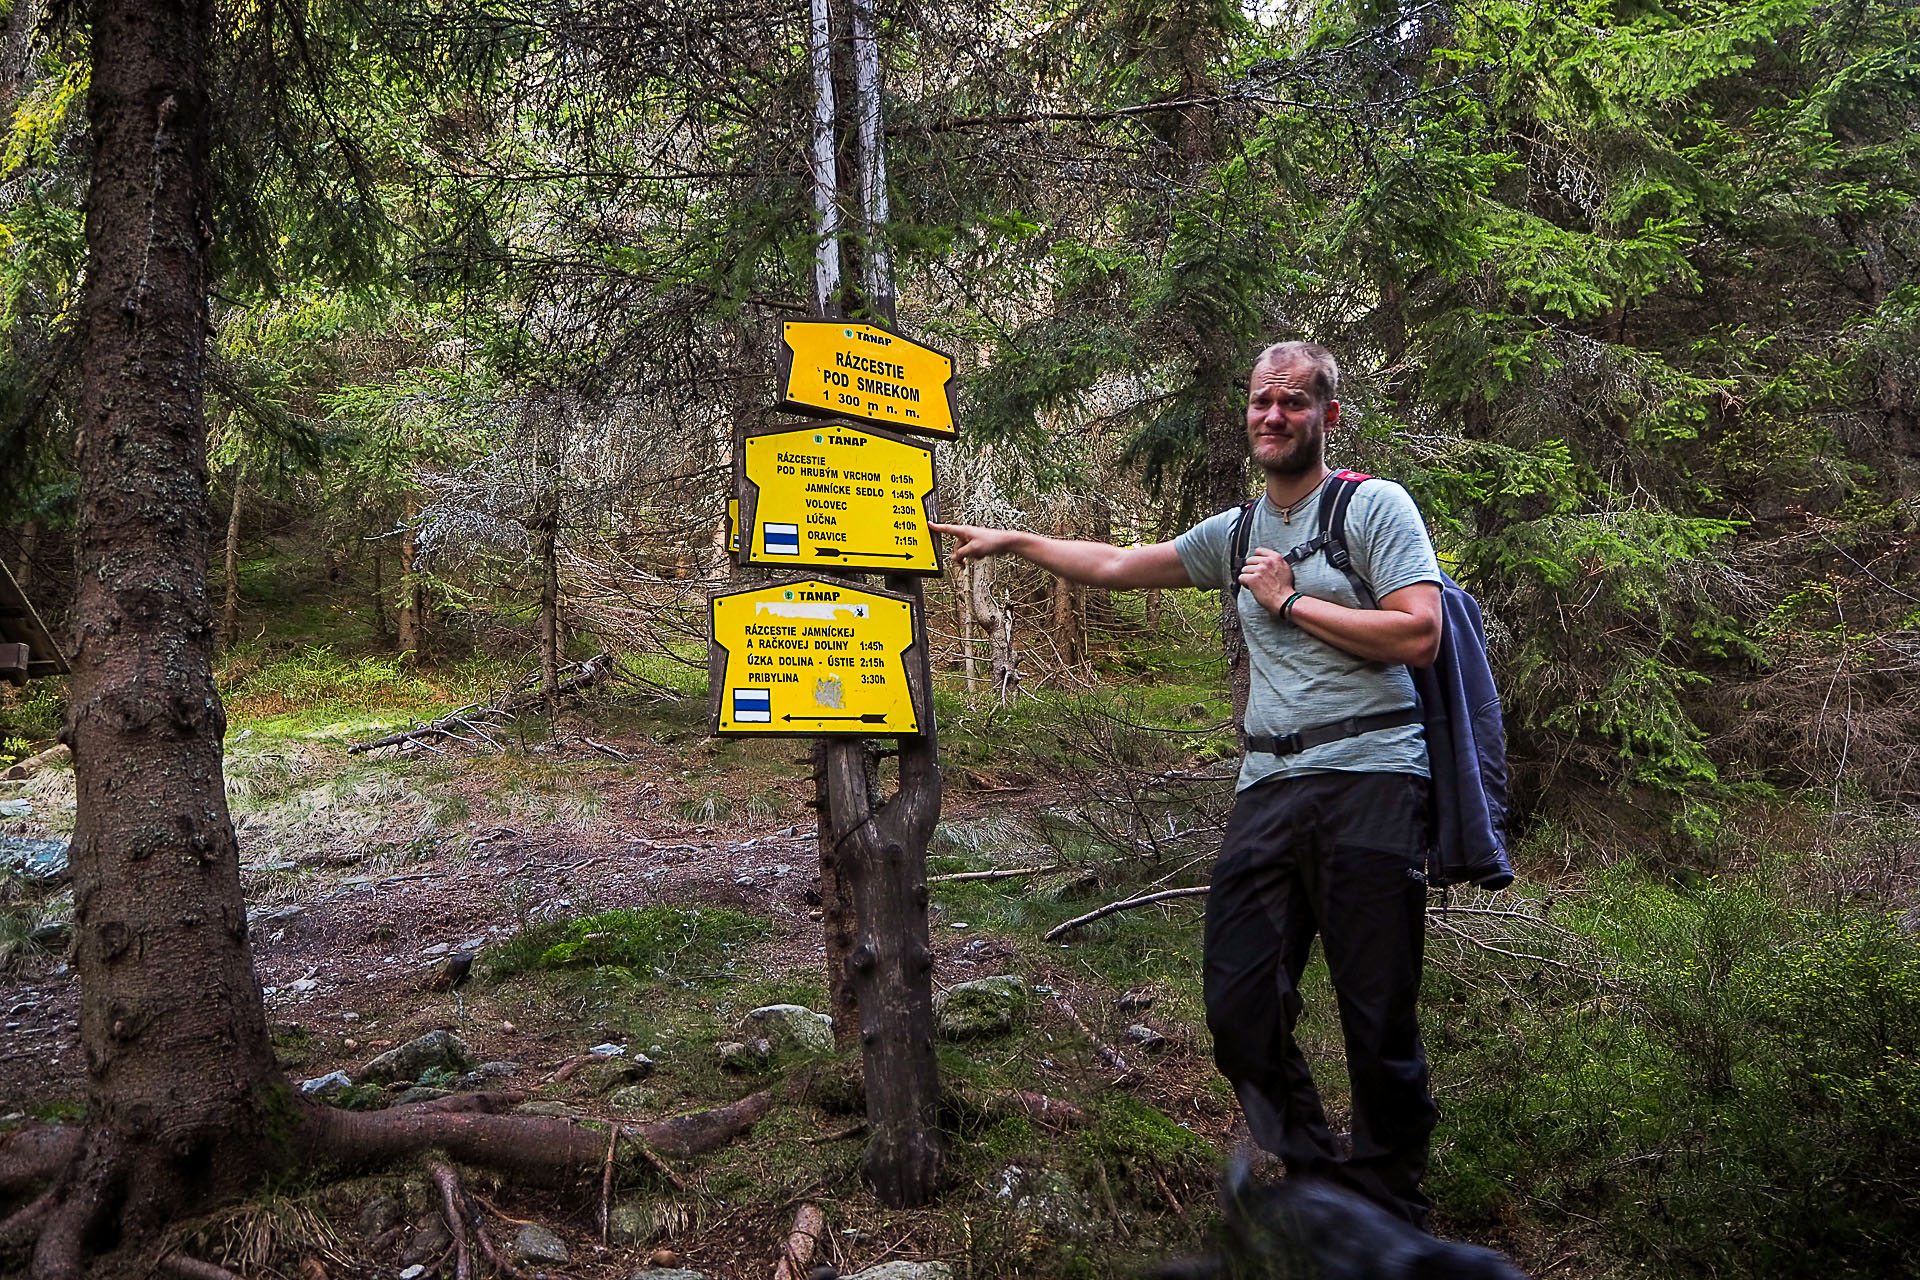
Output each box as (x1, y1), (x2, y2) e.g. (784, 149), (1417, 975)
(1246, 342), (1341, 477)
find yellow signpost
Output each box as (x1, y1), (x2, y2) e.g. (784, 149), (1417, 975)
(739, 423), (940, 574)
(709, 577), (926, 736)
(777, 320), (957, 438)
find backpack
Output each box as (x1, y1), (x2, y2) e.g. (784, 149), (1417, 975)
(1230, 471), (1514, 891)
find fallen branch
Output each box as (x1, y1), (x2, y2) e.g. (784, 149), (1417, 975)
(1431, 920), (1580, 971)
(2, 742), (69, 780)
(622, 1129), (689, 1191)
(348, 654), (611, 755)
(1054, 997), (1133, 1077)
(545, 1054), (598, 1084)
(1043, 886), (1210, 942)
(928, 864), (1058, 884)
(598, 1127), (619, 1246)
(772, 1203), (827, 1280)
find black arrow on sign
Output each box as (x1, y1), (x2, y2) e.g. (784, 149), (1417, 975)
(811, 547), (916, 559)
(783, 713), (889, 724)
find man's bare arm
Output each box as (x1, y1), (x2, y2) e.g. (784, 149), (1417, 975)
(930, 523), (1192, 590)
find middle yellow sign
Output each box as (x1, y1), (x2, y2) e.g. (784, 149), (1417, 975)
(739, 423), (941, 574)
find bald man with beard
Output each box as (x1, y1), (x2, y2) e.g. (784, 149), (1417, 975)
(934, 341), (1446, 1229)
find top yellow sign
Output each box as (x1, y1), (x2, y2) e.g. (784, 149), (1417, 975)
(777, 321), (957, 439)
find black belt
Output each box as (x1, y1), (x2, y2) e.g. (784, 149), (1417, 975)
(1245, 706), (1421, 758)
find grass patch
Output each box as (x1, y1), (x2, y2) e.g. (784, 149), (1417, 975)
(483, 906), (768, 981)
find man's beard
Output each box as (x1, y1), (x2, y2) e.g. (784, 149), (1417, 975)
(1255, 421), (1324, 475)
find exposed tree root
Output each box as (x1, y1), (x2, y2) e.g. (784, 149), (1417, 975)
(4, 1090), (774, 1277)
(0, 1186), (55, 1251)
(307, 1088), (774, 1180)
(401, 1090), (528, 1115)
(428, 1160), (475, 1280)
(160, 1255), (245, 1280)
(0, 1124), (80, 1194)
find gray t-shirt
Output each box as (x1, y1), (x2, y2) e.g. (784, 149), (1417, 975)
(1175, 477), (1443, 792)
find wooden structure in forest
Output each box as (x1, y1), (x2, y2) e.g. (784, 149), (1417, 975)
(704, 0), (948, 1210)
(0, 562), (68, 685)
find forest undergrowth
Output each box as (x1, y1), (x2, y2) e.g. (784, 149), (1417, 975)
(5, 590), (1917, 1279)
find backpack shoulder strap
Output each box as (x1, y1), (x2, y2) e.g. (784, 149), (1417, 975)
(1320, 472), (1375, 608)
(1228, 499), (1258, 597)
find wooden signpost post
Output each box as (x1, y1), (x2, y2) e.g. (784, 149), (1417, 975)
(705, 0), (947, 1208)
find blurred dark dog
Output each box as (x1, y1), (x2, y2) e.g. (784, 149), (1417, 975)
(1147, 1167), (1528, 1280)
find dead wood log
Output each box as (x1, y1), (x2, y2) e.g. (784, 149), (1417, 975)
(1042, 885), (1210, 942)
(2, 742), (69, 780)
(637, 1090), (776, 1156)
(772, 1203), (827, 1280)
(305, 1089), (772, 1182)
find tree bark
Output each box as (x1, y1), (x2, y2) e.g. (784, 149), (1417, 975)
(536, 514), (560, 720)
(969, 556), (1017, 701)
(814, 740), (860, 1049)
(369, 543), (390, 643)
(47, 0), (289, 1272)
(957, 559), (977, 694)
(16, 520), (37, 589)
(219, 459), (246, 650)
(820, 721), (945, 1206)
(1051, 572), (1078, 668)
(397, 490), (424, 658)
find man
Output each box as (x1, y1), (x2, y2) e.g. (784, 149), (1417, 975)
(932, 341), (1445, 1228)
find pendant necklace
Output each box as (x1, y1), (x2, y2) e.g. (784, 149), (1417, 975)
(1273, 473), (1330, 525)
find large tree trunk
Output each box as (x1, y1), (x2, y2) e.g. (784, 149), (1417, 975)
(219, 459), (246, 650)
(44, 0), (288, 1272)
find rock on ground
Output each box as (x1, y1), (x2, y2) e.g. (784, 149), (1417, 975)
(514, 1223), (571, 1265)
(844, 1262), (955, 1280)
(355, 1029), (474, 1086)
(934, 975), (1027, 1040)
(737, 1004), (834, 1054)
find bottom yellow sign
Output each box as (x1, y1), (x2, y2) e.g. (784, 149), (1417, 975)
(709, 577), (924, 736)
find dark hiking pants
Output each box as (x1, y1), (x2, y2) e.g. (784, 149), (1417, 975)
(1203, 770), (1438, 1229)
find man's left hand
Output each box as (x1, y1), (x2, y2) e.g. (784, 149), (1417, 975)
(1238, 547), (1297, 615)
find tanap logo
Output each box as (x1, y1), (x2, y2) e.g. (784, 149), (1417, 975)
(815, 434), (824, 443)
(783, 590), (794, 600)
(844, 328), (854, 338)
